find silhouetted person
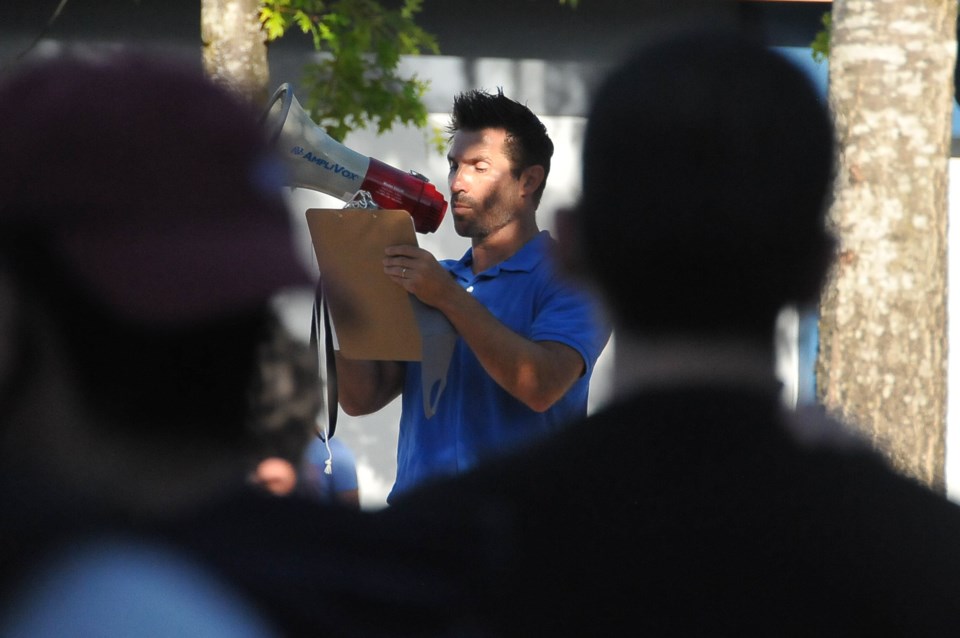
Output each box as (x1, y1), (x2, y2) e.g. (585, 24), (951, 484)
(0, 50), (498, 637)
(390, 29), (960, 637)
(247, 313), (360, 507)
(247, 312), (321, 498)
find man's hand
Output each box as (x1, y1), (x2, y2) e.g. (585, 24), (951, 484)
(382, 244), (584, 413)
(332, 243), (445, 418)
(383, 244), (459, 309)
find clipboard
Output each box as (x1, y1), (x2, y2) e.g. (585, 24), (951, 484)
(305, 208), (421, 361)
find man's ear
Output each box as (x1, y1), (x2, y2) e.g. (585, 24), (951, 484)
(519, 165), (546, 199)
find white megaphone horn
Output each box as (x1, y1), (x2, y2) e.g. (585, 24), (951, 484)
(262, 83), (447, 233)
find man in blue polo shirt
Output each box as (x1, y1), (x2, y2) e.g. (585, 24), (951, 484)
(335, 89), (610, 502)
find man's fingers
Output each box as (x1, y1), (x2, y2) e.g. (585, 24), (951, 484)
(384, 244), (421, 258)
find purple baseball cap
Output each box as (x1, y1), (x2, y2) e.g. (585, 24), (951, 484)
(0, 52), (312, 326)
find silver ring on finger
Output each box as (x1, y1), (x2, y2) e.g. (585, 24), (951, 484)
(402, 267), (407, 279)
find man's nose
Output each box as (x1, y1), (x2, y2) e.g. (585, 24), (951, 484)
(449, 167), (468, 193)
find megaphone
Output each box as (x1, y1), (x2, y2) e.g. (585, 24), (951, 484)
(263, 84), (447, 233)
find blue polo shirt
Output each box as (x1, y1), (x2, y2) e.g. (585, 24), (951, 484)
(389, 231), (610, 501)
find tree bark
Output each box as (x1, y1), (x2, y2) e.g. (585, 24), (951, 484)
(201, 0), (270, 106)
(818, 0), (957, 491)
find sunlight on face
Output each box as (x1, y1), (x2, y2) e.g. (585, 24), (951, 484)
(447, 128), (522, 240)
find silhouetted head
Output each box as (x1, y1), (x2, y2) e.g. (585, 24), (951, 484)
(576, 30), (835, 342)
(0, 51), (312, 506)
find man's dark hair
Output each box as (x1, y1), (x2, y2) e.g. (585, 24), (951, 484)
(246, 312), (319, 468)
(448, 88), (554, 204)
(578, 31), (836, 341)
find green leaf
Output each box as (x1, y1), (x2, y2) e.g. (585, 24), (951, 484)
(261, 0), (440, 149)
(260, 10), (288, 42)
(810, 10), (831, 64)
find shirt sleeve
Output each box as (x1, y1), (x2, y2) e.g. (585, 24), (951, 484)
(530, 274), (611, 377)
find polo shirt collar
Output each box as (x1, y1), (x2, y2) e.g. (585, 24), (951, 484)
(451, 230), (551, 280)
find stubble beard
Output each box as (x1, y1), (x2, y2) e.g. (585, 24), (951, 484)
(454, 191), (514, 242)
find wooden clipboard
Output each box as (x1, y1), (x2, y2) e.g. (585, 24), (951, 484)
(305, 208), (422, 361)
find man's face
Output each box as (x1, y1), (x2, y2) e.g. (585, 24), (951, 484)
(447, 128), (523, 240)
(252, 457), (298, 496)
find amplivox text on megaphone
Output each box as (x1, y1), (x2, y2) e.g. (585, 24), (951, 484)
(262, 84), (447, 234)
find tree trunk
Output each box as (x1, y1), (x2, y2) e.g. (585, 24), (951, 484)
(818, 0), (957, 491)
(201, 0), (270, 106)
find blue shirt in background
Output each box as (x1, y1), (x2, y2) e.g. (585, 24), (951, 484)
(302, 437), (359, 504)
